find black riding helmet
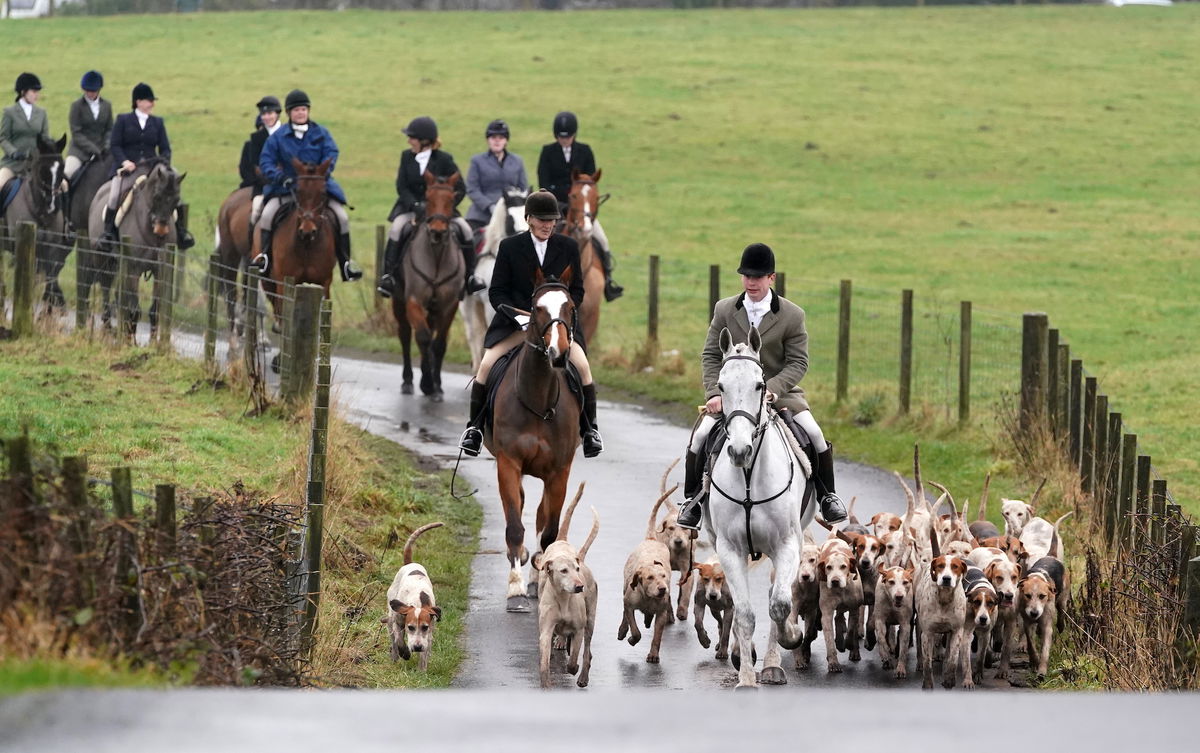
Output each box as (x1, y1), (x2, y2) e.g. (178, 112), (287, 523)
(131, 82), (156, 109)
(80, 70), (104, 91)
(256, 95), (282, 114)
(525, 190), (561, 221)
(404, 116), (438, 143)
(485, 119), (509, 139)
(284, 89), (311, 111)
(553, 111), (577, 138)
(737, 243), (776, 277)
(14, 72), (41, 102)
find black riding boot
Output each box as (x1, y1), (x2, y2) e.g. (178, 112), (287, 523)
(677, 449), (708, 531)
(458, 381), (488, 457)
(252, 227), (272, 275)
(597, 241), (624, 302)
(377, 238), (401, 298)
(175, 215), (195, 251)
(815, 443), (847, 523)
(99, 207), (119, 251)
(460, 235), (486, 295)
(579, 383), (604, 458)
(334, 232), (362, 282)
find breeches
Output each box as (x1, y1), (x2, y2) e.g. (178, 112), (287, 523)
(105, 173), (135, 211)
(249, 194), (264, 225)
(592, 219), (610, 252)
(261, 196), (350, 234)
(389, 212), (471, 245)
(475, 331), (592, 386)
(0, 166), (15, 188)
(689, 409), (828, 454)
(64, 156), (84, 179)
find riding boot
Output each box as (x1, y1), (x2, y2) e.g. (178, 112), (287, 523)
(376, 239), (401, 297)
(99, 207), (119, 251)
(815, 443), (848, 524)
(579, 383), (604, 458)
(175, 216), (195, 251)
(334, 232), (362, 282)
(458, 381), (488, 457)
(677, 449), (708, 531)
(598, 241), (624, 302)
(251, 227), (272, 275)
(460, 234), (486, 295)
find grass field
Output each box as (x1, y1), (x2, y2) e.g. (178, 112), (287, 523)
(3, 6), (1198, 509)
(0, 338), (480, 690)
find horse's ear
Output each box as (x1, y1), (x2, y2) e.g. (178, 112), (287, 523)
(318, 158), (333, 175)
(55, 134), (68, 153)
(719, 327), (733, 355)
(424, 170), (437, 187)
(534, 267), (546, 289)
(176, 172), (187, 185)
(559, 264), (573, 287)
(571, 167), (580, 182)
(291, 156), (304, 172)
(593, 168), (602, 183)
(446, 171), (460, 187)
(748, 326), (762, 354)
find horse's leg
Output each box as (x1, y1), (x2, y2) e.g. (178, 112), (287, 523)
(430, 307), (454, 400)
(149, 275), (162, 342)
(404, 298), (435, 396)
(760, 567), (787, 685)
(716, 539), (758, 689)
(769, 534), (805, 651)
(528, 470), (569, 600)
(394, 298), (414, 394)
(497, 457), (530, 612)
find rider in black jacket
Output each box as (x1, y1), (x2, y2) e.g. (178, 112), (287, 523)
(240, 95), (281, 230)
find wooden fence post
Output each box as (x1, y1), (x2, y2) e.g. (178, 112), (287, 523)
(1069, 360), (1083, 464)
(374, 224), (386, 313)
(62, 455), (94, 600)
(1134, 456), (1151, 550)
(1104, 412), (1122, 542)
(204, 255), (219, 369)
(1047, 329), (1060, 432)
(959, 301), (971, 426)
(1081, 377), (1097, 495)
(5, 433), (35, 507)
(1093, 395), (1108, 508)
(1178, 525), (1196, 602)
(1020, 312), (1049, 436)
(11, 221), (36, 339)
(243, 267), (261, 381)
(302, 298), (333, 650)
(1152, 479), (1168, 548)
(708, 264), (720, 318)
(1117, 433), (1137, 550)
(1183, 555), (1200, 640)
(1056, 343), (1070, 438)
(155, 483), (176, 558)
(288, 284), (324, 405)
(647, 254), (659, 342)
(775, 271), (786, 299)
(157, 243), (177, 351)
(899, 289), (913, 415)
(109, 466), (138, 639)
(837, 279), (851, 402)
(280, 276), (297, 399)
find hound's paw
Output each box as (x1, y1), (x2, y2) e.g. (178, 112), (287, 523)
(716, 650), (729, 662)
(645, 653), (660, 664)
(566, 661), (579, 675)
(676, 605), (689, 621)
(827, 661), (843, 674)
(942, 678), (956, 690)
(880, 658), (893, 670)
(894, 665), (907, 680)
(849, 649), (862, 662)
(994, 670), (1009, 681)
(627, 631), (642, 647)
(962, 678), (976, 691)
(696, 630), (711, 649)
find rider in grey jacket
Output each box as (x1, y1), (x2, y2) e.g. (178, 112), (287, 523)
(465, 119), (528, 229)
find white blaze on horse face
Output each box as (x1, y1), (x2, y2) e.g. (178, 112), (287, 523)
(537, 289), (570, 360)
(49, 161), (61, 212)
(581, 184), (593, 235)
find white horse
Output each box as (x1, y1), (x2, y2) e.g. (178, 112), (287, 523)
(704, 326), (814, 689)
(460, 187), (529, 372)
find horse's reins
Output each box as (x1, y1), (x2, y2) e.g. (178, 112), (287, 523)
(290, 173), (331, 234)
(708, 354), (798, 561)
(406, 182), (461, 292)
(518, 282), (576, 421)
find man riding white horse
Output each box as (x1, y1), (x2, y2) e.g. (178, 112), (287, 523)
(678, 242), (847, 531)
(252, 89), (361, 282)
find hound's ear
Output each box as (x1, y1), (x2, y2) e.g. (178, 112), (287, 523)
(748, 325), (762, 354)
(431, 606), (443, 622)
(876, 561), (888, 576)
(903, 567), (915, 580)
(389, 599), (403, 612)
(719, 327), (733, 355)
(419, 592), (433, 608)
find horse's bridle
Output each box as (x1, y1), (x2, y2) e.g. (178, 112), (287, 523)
(423, 181), (456, 227)
(720, 354), (768, 439)
(29, 152), (64, 223)
(518, 281), (577, 421)
(291, 173), (329, 232)
(565, 178), (607, 236)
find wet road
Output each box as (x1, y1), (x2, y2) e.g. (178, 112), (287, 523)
(332, 354), (942, 691)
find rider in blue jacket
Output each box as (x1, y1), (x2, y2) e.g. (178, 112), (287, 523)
(253, 89), (361, 282)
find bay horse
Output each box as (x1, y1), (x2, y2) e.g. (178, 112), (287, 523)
(564, 169), (607, 346)
(83, 160), (185, 341)
(1, 134), (69, 311)
(484, 268), (581, 613)
(704, 327), (814, 689)
(460, 186), (528, 372)
(255, 158), (338, 332)
(392, 171), (464, 402)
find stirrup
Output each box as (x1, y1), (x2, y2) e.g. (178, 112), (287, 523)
(677, 497), (703, 531)
(465, 275), (487, 294)
(250, 253), (268, 274)
(581, 428), (603, 458)
(459, 426), (483, 457)
(377, 274), (396, 299)
(819, 492), (847, 524)
(604, 280), (624, 302)
(343, 260), (363, 281)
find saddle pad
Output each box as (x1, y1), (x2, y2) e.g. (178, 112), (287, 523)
(699, 412), (813, 496)
(0, 177), (22, 215)
(114, 174), (148, 227)
(482, 344), (584, 432)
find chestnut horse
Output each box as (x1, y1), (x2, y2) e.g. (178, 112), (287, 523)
(391, 171), (464, 402)
(564, 169), (607, 346)
(484, 268), (581, 613)
(254, 158), (337, 330)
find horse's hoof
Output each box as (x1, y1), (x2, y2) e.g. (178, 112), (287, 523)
(760, 667), (788, 685)
(401, 382), (414, 395)
(270, 353), (281, 374)
(526, 581), (539, 600)
(734, 683), (759, 692)
(506, 596), (531, 613)
(430, 392), (444, 403)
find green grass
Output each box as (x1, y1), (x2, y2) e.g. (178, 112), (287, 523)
(0, 657), (168, 696)
(3, 6), (1198, 510)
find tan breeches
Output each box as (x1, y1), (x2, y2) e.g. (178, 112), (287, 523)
(475, 331), (592, 386)
(0, 167), (16, 187)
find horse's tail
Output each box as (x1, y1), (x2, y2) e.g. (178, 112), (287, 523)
(403, 521), (445, 566)
(977, 472), (991, 522)
(557, 482), (586, 543)
(577, 507), (600, 564)
(647, 485), (679, 540)
(660, 457), (680, 511)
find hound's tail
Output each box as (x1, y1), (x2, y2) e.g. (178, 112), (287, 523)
(977, 473), (992, 522)
(403, 521), (445, 566)
(647, 485), (680, 539)
(556, 482), (586, 543)
(578, 507), (600, 563)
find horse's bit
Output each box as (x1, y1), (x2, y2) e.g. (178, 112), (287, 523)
(708, 354), (798, 561)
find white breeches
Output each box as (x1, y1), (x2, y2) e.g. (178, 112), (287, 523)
(475, 330), (592, 386)
(64, 155), (84, 179)
(260, 196), (350, 235)
(249, 194), (264, 226)
(591, 218), (610, 252)
(690, 409), (828, 454)
(389, 212), (471, 244)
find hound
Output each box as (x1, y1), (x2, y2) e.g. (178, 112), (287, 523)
(538, 483), (600, 688)
(914, 528), (970, 690)
(1019, 554), (1069, 680)
(963, 566), (1000, 684)
(691, 558), (734, 661)
(1019, 511), (1074, 561)
(790, 536), (823, 670)
(1001, 478), (1047, 538)
(873, 563), (915, 679)
(652, 460), (694, 621)
(383, 522), (445, 671)
(817, 535), (864, 673)
(619, 487), (677, 664)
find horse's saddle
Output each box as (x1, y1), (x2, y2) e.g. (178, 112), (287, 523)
(699, 408), (815, 498)
(481, 344), (584, 433)
(0, 177), (22, 216)
(269, 196), (297, 231)
(113, 174), (148, 227)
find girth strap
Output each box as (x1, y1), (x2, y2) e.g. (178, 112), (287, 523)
(709, 417), (796, 561)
